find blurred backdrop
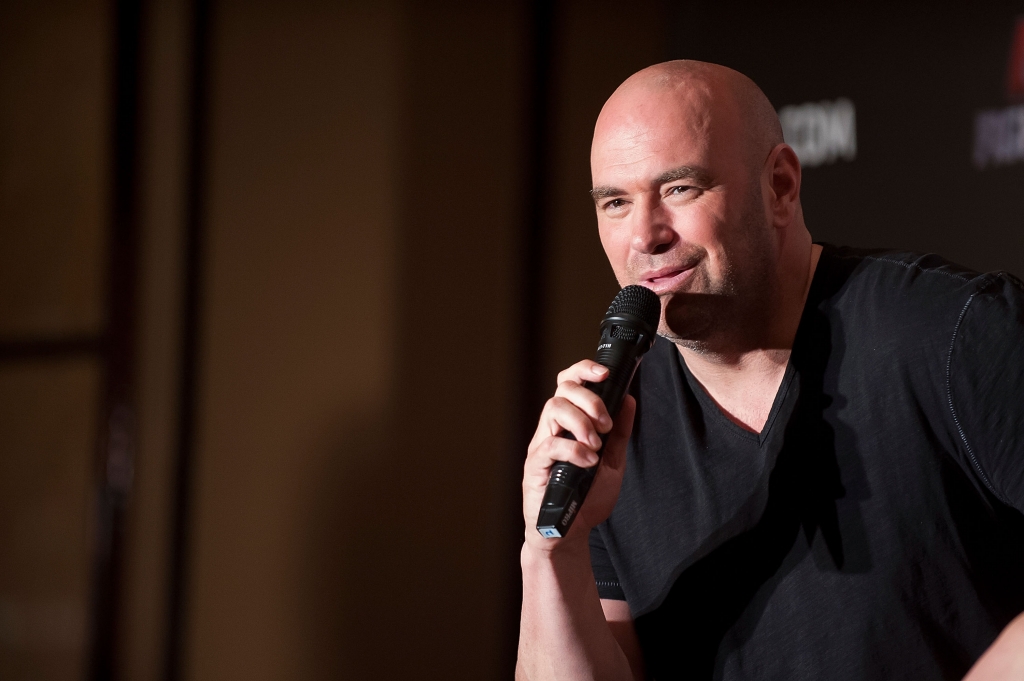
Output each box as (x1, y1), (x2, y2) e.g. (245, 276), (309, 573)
(1, 1), (1022, 680)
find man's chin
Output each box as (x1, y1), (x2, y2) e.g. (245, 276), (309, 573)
(664, 336), (714, 355)
(658, 317), (713, 353)
(661, 291), (718, 334)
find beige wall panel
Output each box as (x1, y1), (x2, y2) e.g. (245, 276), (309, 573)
(187, 1), (527, 678)
(375, 3), (526, 678)
(541, 1), (668, 384)
(0, 359), (101, 680)
(186, 2), (402, 679)
(0, 1), (110, 338)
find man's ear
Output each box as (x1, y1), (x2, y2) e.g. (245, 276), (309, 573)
(764, 143), (801, 228)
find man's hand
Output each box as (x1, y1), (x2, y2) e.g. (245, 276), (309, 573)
(522, 359), (636, 549)
(516, 359), (640, 681)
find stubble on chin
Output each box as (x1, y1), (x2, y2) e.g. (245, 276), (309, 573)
(656, 262), (728, 351)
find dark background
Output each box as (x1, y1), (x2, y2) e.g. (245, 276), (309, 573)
(675, 3), (1024, 275)
(0, 2), (1021, 680)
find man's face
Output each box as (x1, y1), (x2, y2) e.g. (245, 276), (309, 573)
(591, 89), (775, 349)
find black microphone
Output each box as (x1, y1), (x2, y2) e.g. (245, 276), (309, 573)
(536, 285), (661, 538)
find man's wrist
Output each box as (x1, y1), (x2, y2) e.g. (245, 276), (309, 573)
(521, 535), (592, 578)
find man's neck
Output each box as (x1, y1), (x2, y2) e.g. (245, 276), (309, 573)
(678, 243), (822, 434)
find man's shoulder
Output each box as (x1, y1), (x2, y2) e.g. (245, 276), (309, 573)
(821, 244), (985, 292)
(810, 245), (1024, 395)
(814, 244), (1017, 318)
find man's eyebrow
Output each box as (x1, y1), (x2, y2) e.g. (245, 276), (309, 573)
(654, 165), (713, 186)
(590, 165), (714, 203)
(590, 186), (626, 201)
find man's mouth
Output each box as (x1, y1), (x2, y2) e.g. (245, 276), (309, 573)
(640, 265), (695, 294)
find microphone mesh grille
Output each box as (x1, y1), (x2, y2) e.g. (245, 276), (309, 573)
(606, 285), (661, 330)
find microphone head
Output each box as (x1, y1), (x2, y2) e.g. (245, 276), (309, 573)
(604, 284), (661, 336)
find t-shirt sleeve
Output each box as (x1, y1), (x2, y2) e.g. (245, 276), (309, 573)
(948, 272), (1024, 513)
(589, 526), (626, 600)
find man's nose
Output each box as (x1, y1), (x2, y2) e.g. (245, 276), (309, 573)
(630, 195), (675, 255)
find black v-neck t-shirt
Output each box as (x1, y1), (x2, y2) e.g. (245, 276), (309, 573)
(589, 245), (1024, 680)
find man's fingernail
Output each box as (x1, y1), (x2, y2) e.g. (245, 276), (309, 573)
(594, 365), (608, 375)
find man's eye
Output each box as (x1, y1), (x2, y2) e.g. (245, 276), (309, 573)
(604, 199), (627, 210)
(667, 185), (693, 195)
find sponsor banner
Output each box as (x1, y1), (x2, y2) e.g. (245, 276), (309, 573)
(973, 16), (1024, 169)
(778, 98), (857, 168)
(973, 105), (1024, 168)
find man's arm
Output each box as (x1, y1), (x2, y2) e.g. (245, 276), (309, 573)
(945, 275), (1024, 680)
(516, 542), (638, 680)
(962, 612), (1024, 680)
(516, 360), (643, 681)
(602, 599), (646, 681)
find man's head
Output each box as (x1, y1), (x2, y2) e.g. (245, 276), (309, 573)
(591, 60), (805, 353)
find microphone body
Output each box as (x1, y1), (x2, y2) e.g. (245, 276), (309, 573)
(536, 285), (660, 538)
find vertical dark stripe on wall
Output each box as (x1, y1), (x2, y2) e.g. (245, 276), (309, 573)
(504, 0), (558, 674)
(164, 0), (211, 679)
(521, 3), (555, 416)
(89, 0), (146, 678)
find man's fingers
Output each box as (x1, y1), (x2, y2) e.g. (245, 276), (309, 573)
(541, 396), (603, 449)
(529, 360), (612, 452)
(572, 395), (634, 530)
(523, 367), (634, 539)
(555, 360), (609, 387)
(526, 436), (600, 479)
(554, 381), (613, 433)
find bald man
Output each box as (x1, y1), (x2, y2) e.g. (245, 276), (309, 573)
(518, 61), (1024, 680)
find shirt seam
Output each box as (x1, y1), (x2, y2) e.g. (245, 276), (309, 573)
(861, 254), (973, 282)
(858, 252), (1006, 502)
(854, 253), (997, 498)
(945, 291), (1003, 503)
